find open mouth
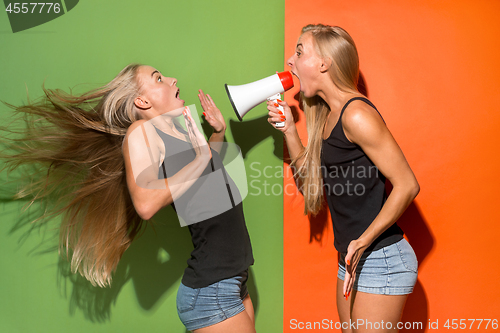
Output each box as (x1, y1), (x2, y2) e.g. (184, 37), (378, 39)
(175, 89), (180, 99)
(292, 71), (299, 79)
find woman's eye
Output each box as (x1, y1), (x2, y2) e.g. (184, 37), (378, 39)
(157, 76), (162, 82)
(296, 51), (301, 56)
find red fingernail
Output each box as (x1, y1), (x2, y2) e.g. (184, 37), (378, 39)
(278, 111), (283, 115)
(203, 112), (207, 117)
(281, 117), (286, 121)
(277, 99), (282, 103)
(274, 103), (279, 107)
(347, 260), (351, 265)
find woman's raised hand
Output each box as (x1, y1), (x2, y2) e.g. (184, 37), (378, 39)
(267, 99), (294, 133)
(198, 89), (226, 134)
(183, 106), (212, 160)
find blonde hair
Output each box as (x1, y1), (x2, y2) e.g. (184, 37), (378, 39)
(293, 24), (361, 215)
(1, 64), (145, 287)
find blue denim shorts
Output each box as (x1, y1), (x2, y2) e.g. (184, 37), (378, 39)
(338, 238), (418, 295)
(176, 270), (249, 331)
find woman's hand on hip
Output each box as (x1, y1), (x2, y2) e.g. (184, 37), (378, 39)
(343, 239), (368, 300)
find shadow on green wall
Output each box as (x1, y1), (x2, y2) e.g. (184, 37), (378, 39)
(200, 112), (284, 160)
(228, 115), (284, 160)
(55, 205), (260, 325)
(1, 116), (265, 327)
(56, 206), (189, 321)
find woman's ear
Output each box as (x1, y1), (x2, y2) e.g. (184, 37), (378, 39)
(320, 58), (332, 73)
(134, 96), (150, 110)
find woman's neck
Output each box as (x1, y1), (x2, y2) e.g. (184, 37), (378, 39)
(318, 84), (360, 115)
(151, 116), (173, 131)
(317, 83), (363, 139)
(150, 117), (183, 138)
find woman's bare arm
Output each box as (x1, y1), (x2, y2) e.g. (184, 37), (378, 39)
(123, 115), (211, 220)
(341, 100), (420, 296)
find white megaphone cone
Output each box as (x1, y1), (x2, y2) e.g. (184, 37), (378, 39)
(225, 71), (294, 127)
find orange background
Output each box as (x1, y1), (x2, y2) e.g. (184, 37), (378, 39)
(283, 0), (500, 331)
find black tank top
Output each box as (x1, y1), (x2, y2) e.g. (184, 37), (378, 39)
(321, 97), (403, 253)
(155, 126), (254, 288)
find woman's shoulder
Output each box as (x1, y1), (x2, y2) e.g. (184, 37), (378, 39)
(123, 120), (161, 152)
(125, 120), (160, 141)
(342, 97), (382, 126)
(126, 119), (154, 135)
(341, 97), (387, 144)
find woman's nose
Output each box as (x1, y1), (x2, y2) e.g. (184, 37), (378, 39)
(171, 78), (177, 86)
(286, 55), (294, 69)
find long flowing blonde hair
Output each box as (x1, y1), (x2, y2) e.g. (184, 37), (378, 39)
(1, 64), (145, 287)
(293, 24), (361, 215)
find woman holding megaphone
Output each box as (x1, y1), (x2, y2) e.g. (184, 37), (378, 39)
(1, 64), (255, 333)
(268, 24), (419, 332)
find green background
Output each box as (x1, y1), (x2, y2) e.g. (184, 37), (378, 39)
(0, 0), (284, 332)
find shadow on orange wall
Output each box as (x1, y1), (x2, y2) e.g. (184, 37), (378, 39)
(398, 203), (433, 332)
(284, 1), (500, 330)
(284, 71), (434, 331)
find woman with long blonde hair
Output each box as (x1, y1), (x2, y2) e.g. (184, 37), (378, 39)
(2, 64), (255, 333)
(268, 24), (419, 332)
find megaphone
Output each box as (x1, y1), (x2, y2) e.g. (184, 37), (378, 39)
(225, 71), (294, 128)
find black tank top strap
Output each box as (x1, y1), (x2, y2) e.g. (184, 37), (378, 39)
(339, 97), (384, 124)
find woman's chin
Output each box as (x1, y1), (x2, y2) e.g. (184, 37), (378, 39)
(301, 88), (319, 99)
(302, 90), (313, 98)
(163, 106), (184, 117)
(299, 85), (311, 98)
